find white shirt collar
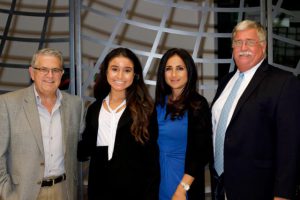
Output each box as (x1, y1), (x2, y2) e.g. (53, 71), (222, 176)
(33, 85), (63, 106)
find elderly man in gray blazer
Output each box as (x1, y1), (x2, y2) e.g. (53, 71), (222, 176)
(0, 48), (84, 200)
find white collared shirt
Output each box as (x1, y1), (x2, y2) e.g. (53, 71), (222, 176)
(97, 95), (126, 160)
(212, 60), (263, 155)
(34, 86), (65, 178)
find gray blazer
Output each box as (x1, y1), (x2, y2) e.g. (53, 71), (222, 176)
(0, 85), (84, 200)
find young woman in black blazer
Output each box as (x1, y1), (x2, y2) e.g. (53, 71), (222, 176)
(77, 47), (159, 200)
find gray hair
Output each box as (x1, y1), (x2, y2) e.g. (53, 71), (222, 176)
(31, 48), (64, 68)
(232, 20), (266, 42)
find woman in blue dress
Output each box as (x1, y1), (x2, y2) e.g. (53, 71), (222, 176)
(152, 48), (212, 200)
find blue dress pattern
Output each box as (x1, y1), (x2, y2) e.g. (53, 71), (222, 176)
(157, 104), (188, 200)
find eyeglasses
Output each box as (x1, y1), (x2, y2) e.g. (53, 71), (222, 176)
(232, 39), (264, 47)
(32, 67), (64, 75)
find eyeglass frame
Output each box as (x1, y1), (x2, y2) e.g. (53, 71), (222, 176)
(32, 66), (64, 75)
(232, 39), (265, 47)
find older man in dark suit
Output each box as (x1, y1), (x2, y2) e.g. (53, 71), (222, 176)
(211, 20), (300, 200)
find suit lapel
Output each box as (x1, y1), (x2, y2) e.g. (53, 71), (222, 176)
(60, 92), (69, 155)
(116, 108), (131, 131)
(211, 72), (235, 109)
(23, 86), (44, 156)
(231, 61), (269, 122)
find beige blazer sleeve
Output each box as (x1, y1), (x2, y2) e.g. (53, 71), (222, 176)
(0, 93), (14, 199)
(0, 86), (44, 200)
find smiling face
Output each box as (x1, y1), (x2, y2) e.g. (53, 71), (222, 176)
(232, 28), (266, 72)
(106, 56), (135, 95)
(164, 54), (188, 98)
(29, 54), (63, 98)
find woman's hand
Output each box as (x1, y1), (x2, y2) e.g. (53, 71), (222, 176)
(172, 184), (187, 200)
(172, 174), (194, 200)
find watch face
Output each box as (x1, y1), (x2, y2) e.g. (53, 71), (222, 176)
(181, 182), (190, 191)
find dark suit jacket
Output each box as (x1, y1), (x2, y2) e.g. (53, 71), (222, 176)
(152, 93), (213, 200)
(77, 98), (160, 200)
(211, 60), (300, 200)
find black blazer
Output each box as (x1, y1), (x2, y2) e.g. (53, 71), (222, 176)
(211, 60), (300, 200)
(77, 99), (160, 200)
(152, 93), (213, 200)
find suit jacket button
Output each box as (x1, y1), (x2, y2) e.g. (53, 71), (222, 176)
(40, 162), (45, 166)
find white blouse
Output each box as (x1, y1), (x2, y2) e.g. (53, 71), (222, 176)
(97, 95), (126, 160)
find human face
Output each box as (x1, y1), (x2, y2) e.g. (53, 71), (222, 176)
(164, 55), (188, 98)
(29, 54), (63, 98)
(232, 28), (266, 72)
(106, 56), (134, 95)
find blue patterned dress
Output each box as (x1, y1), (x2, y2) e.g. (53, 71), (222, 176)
(157, 104), (188, 200)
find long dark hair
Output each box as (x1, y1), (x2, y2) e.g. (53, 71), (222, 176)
(155, 48), (199, 120)
(94, 47), (153, 144)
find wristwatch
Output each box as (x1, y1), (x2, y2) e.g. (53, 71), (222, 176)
(180, 181), (190, 191)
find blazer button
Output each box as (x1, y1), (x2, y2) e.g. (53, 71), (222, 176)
(40, 162), (45, 166)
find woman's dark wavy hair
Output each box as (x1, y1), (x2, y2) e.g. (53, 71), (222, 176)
(155, 48), (199, 120)
(94, 47), (153, 144)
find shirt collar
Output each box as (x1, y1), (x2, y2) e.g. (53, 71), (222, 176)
(237, 59), (264, 75)
(33, 85), (63, 106)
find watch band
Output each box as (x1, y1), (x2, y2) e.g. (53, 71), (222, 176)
(180, 181), (190, 191)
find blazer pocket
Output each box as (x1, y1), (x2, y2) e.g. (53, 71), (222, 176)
(11, 174), (20, 184)
(254, 159), (273, 169)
